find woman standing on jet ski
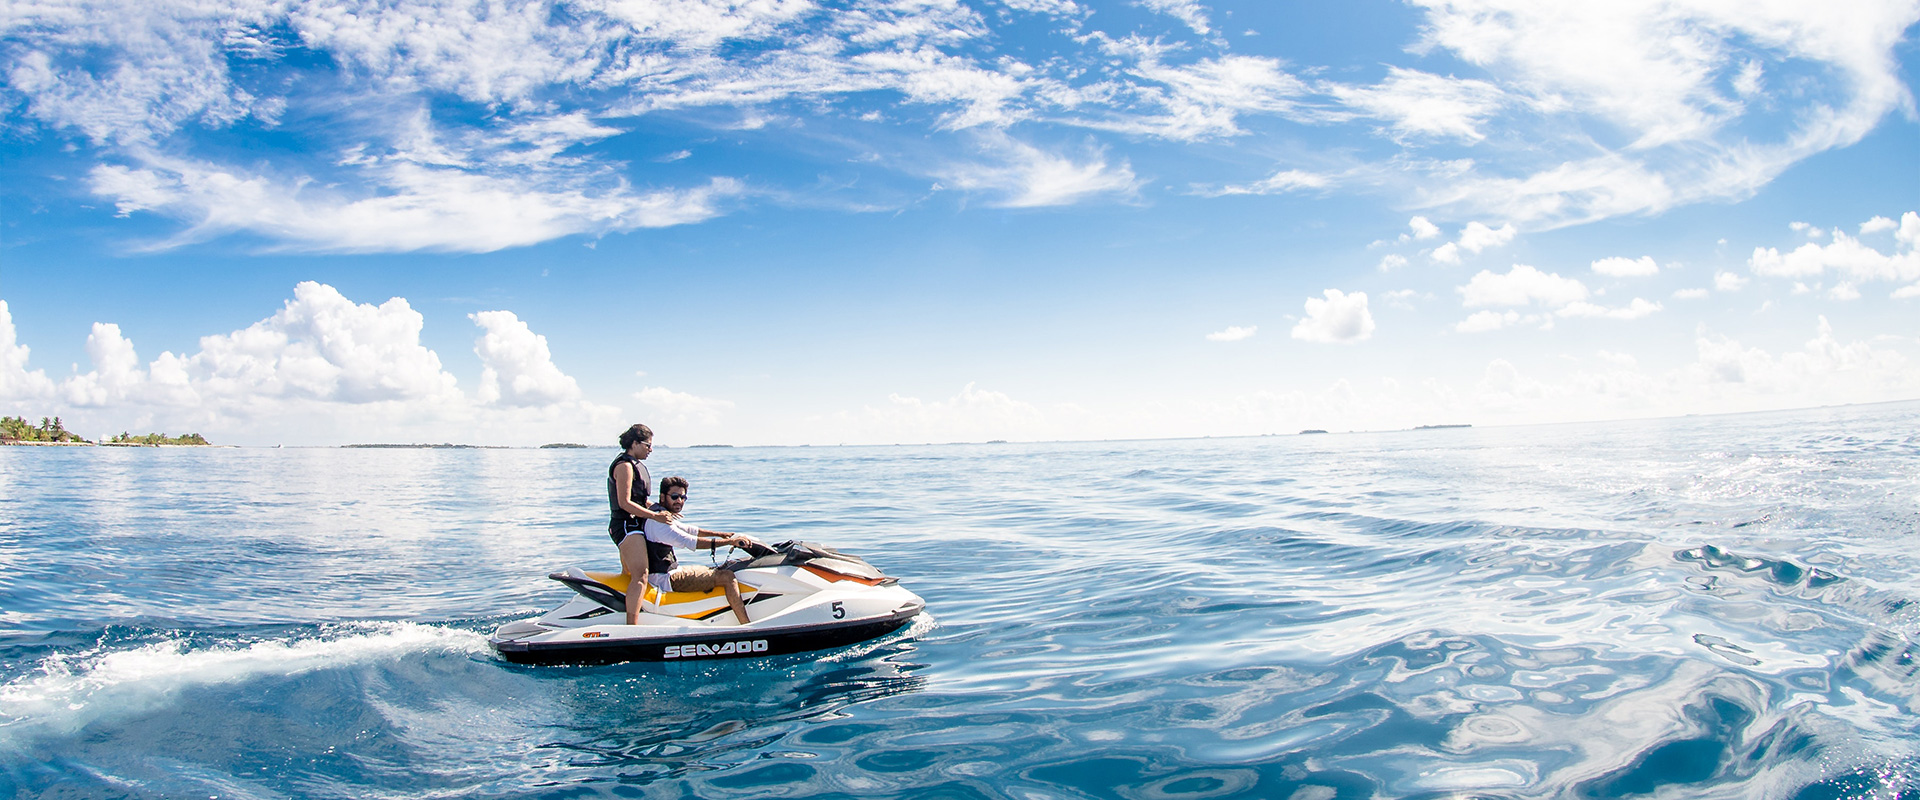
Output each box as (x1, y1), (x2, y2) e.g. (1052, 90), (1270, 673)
(609, 424), (681, 624)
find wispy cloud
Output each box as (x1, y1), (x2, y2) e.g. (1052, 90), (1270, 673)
(1397, 0), (1920, 226)
(89, 155), (745, 253)
(1200, 168), (1334, 197)
(934, 134), (1140, 208)
(1322, 67), (1506, 142)
(3, 0), (1914, 251)
(1137, 0), (1212, 35)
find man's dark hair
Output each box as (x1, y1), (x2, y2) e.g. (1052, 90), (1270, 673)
(619, 423), (653, 450)
(660, 476), (689, 497)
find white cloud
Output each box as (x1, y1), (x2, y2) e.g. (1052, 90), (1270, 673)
(1894, 283), (1920, 300)
(1455, 309), (1525, 333)
(0, 300), (57, 404)
(1137, 0), (1211, 35)
(0, 283), (617, 444)
(1291, 289), (1375, 344)
(1002, 0), (1084, 15)
(1673, 288), (1709, 299)
(1556, 298), (1662, 320)
(1206, 325), (1257, 342)
(1827, 282), (1860, 301)
(1378, 254), (1409, 271)
(1859, 216), (1897, 235)
(1087, 37), (1313, 140)
(1748, 212), (1920, 283)
(88, 155), (746, 254)
(632, 386), (736, 430)
(1448, 317), (1920, 422)
(62, 323), (150, 407)
(1458, 221), (1518, 253)
(1687, 317), (1915, 398)
(191, 282), (461, 404)
(1596, 350), (1637, 368)
(1409, 216), (1442, 241)
(1164, 315), (1920, 434)
(1205, 169), (1333, 197)
(1323, 67), (1506, 142)
(8, 0), (1908, 254)
(1476, 358), (1551, 404)
(1714, 270), (1748, 292)
(1431, 221), (1516, 264)
(828, 382), (1050, 444)
(471, 310), (581, 407)
(1403, 1), (1920, 226)
(1592, 255), (1659, 277)
(1459, 264), (1589, 308)
(936, 134), (1140, 207)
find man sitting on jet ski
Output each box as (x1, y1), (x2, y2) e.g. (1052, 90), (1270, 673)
(629, 476), (763, 626)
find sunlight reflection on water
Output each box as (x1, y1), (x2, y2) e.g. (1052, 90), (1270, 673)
(2, 402), (1918, 798)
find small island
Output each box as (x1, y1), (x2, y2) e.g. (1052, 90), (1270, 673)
(1299, 429), (1328, 435)
(539, 443), (595, 449)
(1, 415), (91, 445)
(1414, 424), (1473, 430)
(104, 431), (212, 446)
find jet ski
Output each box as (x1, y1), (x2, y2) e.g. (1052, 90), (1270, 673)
(490, 540), (926, 665)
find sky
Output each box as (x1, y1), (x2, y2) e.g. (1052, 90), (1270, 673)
(2, 0), (1919, 447)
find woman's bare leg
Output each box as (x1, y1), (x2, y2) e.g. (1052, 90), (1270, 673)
(618, 536), (651, 626)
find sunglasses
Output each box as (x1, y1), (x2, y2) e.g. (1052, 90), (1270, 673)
(665, 492), (688, 500)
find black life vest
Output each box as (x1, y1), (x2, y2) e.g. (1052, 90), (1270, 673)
(643, 502), (677, 575)
(607, 453), (649, 535)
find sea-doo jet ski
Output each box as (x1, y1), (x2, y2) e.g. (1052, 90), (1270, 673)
(490, 540), (925, 665)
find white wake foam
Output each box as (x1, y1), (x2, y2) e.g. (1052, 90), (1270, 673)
(0, 622), (488, 749)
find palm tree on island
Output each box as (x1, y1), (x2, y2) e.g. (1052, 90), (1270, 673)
(0, 415), (90, 444)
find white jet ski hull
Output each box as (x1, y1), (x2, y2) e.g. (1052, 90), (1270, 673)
(490, 544), (926, 665)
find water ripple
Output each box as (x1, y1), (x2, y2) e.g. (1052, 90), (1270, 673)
(3, 403), (1919, 798)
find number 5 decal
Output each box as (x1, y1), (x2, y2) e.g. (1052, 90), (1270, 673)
(831, 601), (846, 619)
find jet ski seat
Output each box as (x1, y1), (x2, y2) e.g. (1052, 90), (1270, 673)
(549, 568), (755, 617)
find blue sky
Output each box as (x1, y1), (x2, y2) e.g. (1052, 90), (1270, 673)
(3, 0), (1919, 446)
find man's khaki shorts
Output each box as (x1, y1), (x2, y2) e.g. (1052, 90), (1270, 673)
(668, 565), (728, 593)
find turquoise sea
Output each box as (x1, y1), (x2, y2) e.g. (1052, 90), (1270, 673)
(2, 403), (1918, 799)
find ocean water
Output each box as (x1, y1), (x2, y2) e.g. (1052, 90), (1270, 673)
(2, 403), (1918, 800)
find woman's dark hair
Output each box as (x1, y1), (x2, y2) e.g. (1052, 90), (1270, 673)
(619, 423), (654, 450)
(660, 476), (689, 497)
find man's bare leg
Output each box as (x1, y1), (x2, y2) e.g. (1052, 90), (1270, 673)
(719, 570), (749, 624)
